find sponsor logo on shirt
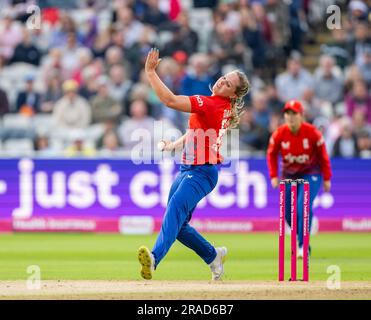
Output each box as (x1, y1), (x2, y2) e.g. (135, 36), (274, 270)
(284, 153), (309, 164)
(317, 137), (324, 147)
(303, 138), (309, 149)
(281, 141), (290, 149)
(195, 95), (203, 107)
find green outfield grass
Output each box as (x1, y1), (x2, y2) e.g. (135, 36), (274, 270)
(0, 233), (370, 281)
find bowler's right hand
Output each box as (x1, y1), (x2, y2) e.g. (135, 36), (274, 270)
(159, 140), (174, 152)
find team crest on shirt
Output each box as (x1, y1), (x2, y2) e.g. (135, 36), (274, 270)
(281, 141), (290, 149)
(303, 138), (309, 149)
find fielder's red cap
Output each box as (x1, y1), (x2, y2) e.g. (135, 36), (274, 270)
(283, 100), (303, 114)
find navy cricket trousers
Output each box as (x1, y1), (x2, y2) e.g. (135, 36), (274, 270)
(152, 164), (218, 268)
(284, 174), (322, 247)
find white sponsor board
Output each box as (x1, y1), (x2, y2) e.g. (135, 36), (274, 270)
(119, 216), (154, 235)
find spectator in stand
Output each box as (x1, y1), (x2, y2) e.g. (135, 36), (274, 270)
(9, 28), (41, 66)
(48, 13), (78, 49)
(321, 28), (352, 70)
(108, 64), (133, 106)
(175, 10), (199, 55)
(352, 109), (371, 137)
(60, 32), (82, 79)
(128, 83), (152, 112)
(131, 70), (164, 118)
(124, 26), (154, 80)
(288, 0), (307, 53)
(357, 130), (371, 158)
(162, 24), (192, 59)
(155, 57), (186, 131)
(193, 0), (218, 8)
(91, 28), (111, 59)
(180, 53), (214, 96)
(39, 48), (68, 84)
(348, 0), (370, 24)
(109, 26), (126, 53)
(70, 47), (93, 86)
(16, 75), (41, 115)
(332, 118), (359, 158)
(90, 76), (122, 124)
(266, 83), (283, 114)
(40, 72), (64, 113)
(115, 6), (144, 49)
(313, 116), (332, 154)
(240, 2), (267, 73)
(0, 12), (23, 63)
(265, 0), (291, 57)
(356, 45), (371, 87)
(251, 1), (282, 79)
(344, 64), (364, 94)
(162, 11), (199, 57)
(345, 80), (371, 124)
(239, 108), (270, 151)
(314, 55), (344, 106)
(78, 65), (100, 100)
(349, 21), (371, 66)
(99, 129), (123, 157)
(301, 88), (328, 122)
(268, 111), (282, 135)
(0, 56), (5, 71)
(252, 90), (270, 128)
(141, 0), (170, 29)
(79, 15), (98, 49)
(171, 50), (188, 89)
(275, 51), (314, 101)
(64, 129), (96, 157)
(96, 118), (121, 149)
(118, 99), (155, 151)
(53, 79), (92, 130)
(104, 45), (129, 74)
(209, 22), (249, 71)
(0, 87), (10, 116)
(33, 134), (58, 157)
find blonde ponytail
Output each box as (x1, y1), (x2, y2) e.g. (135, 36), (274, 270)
(229, 70), (250, 129)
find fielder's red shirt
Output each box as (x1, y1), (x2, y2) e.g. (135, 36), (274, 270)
(182, 95), (232, 165)
(267, 122), (332, 180)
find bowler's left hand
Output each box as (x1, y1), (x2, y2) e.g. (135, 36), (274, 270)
(145, 48), (161, 73)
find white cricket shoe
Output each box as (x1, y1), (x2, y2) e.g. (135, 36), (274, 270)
(298, 246), (304, 259)
(138, 246), (155, 280)
(209, 247), (227, 280)
(298, 246), (311, 259)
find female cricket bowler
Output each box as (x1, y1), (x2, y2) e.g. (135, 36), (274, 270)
(138, 48), (250, 280)
(267, 100), (332, 257)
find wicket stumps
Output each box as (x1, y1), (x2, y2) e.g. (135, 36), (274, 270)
(279, 179), (310, 282)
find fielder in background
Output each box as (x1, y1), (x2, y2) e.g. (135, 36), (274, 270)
(138, 48), (250, 280)
(267, 100), (332, 257)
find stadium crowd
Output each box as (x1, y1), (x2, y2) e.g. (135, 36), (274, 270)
(0, 0), (370, 158)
